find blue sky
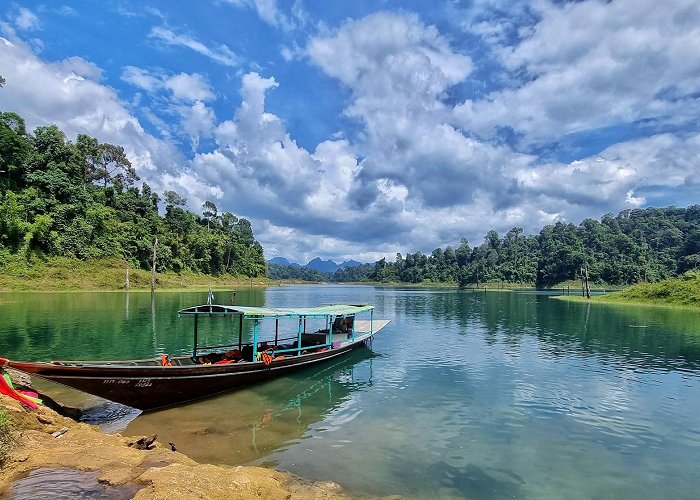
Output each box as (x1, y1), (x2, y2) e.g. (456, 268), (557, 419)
(1, 1), (699, 263)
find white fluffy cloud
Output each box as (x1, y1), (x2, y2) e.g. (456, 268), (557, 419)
(120, 66), (216, 150)
(121, 67), (214, 103)
(307, 12), (482, 209)
(197, 72), (323, 216)
(180, 100), (216, 151)
(454, 0), (700, 146)
(165, 73), (215, 102)
(121, 66), (162, 93)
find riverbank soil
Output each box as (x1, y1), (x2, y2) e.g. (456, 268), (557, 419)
(0, 393), (352, 499)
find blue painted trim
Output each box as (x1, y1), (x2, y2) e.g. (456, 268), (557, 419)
(252, 319), (260, 360)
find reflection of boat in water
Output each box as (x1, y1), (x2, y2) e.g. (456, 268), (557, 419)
(125, 349), (377, 464)
(1, 304), (389, 411)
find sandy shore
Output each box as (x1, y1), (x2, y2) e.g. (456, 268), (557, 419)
(0, 392), (359, 499)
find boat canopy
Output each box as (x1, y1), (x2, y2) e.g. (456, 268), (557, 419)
(177, 304), (374, 319)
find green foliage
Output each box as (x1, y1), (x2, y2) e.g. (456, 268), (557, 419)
(0, 110), (267, 279)
(271, 206), (700, 288)
(0, 112), (31, 191)
(360, 207), (700, 288)
(611, 270), (700, 306)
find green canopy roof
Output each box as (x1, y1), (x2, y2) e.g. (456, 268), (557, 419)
(178, 304), (374, 318)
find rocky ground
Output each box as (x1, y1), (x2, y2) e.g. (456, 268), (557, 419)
(0, 390), (364, 499)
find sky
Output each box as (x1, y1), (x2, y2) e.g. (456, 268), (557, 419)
(1, 1), (699, 264)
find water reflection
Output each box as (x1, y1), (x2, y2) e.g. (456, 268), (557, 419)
(389, 289), (700, 372)
(124, 350), (375, 464)
(9, 468), (141, 499)
(0, 290), (264, 361)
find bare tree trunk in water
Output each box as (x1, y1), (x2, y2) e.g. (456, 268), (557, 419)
(151, 237), (158, 295)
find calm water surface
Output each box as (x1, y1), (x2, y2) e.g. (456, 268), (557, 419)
(1, 285), (700, 499)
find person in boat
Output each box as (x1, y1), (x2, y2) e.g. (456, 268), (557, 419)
(332, 316), (353, 334)
(241, 345), (254, 362)
(332, 317), (347, 333)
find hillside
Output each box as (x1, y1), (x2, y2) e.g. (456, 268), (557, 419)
(0, 111), (266, 278)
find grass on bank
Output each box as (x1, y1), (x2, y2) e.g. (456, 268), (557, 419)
(0, 256), (269, 292)
(554, 271), (700, 309)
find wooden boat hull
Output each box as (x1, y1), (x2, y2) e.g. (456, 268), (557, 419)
(2, 337), (372, 411)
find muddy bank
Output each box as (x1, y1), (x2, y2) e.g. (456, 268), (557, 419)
(0, 393), (358, 499)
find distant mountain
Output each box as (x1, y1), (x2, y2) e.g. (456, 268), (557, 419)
(269, 256), (365, 273)
(305, 258), (364, 273)
(267, 257), (301, 267)
(305, 257), (339, 273)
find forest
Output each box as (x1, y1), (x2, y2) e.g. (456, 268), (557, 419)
(271, 206), (700, 287)
(0, 110), (266, 277)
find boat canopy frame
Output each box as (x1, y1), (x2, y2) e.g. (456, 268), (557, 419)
(177, 304), (375, 360)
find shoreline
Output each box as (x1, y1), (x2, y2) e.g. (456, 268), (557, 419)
(551, 294), (700, 311)
(4, 257), (696, 311)
(0, 391), (355, 499)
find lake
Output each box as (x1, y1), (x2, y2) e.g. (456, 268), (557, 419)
(2, 285), (700, 499)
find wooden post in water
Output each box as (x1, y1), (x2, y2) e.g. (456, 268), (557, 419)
(274, 319), (279, 349)
(238, 315), (243, 350)
(580, 265), (591, 298)
(193, 314), (198, 358)
(125, 263), (130, 290)
(151, 237), (158, 295)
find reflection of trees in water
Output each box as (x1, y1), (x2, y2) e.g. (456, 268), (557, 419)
(0, 289), (264, 361)
(531, 297), (700, 371)
(392, 289), (700, 372)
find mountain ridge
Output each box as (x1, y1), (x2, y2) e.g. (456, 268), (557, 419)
(267, 257), (364, 273)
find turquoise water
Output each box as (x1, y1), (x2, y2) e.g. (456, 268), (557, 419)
(2, 286), (700, 499)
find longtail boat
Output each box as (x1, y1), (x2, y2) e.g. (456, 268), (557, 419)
(1, 304), (390, 411)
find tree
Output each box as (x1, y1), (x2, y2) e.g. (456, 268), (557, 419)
(0, 112), (30, 189)
(97, 144), (138, 190)
(202, 200), (218, 229)
(163, 190), (187, 208)
(220, 212), (239, 232)
(75, 134), (138, 190)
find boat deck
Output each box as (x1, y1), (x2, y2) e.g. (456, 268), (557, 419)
(354, 319), (390, 334)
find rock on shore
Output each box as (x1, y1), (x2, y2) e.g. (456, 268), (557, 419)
(0, 394), (352, 499)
